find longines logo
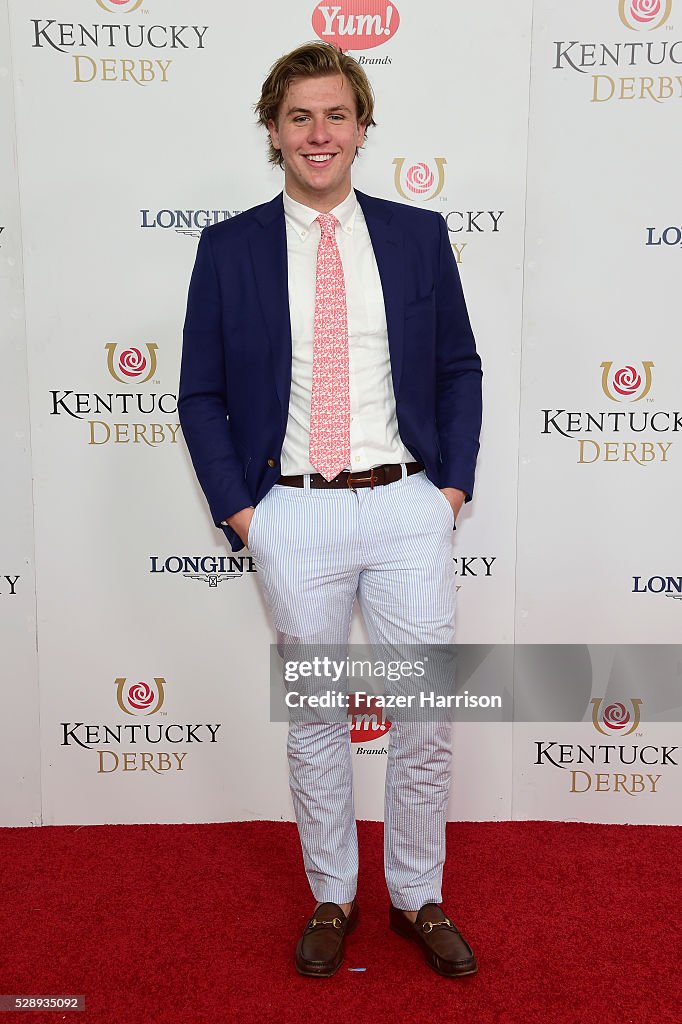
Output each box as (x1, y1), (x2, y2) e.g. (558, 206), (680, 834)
(534, 697), (678, 796)
(600, 361), (654, 402)
(541, 360), (678, 466)
(312, 1), (399, 52)
(554, 0), (681, 104)
(49, 345), (180, 447)
(591, 697), (642, 736)
(149, 554), (257, 585)
(1, 575), (20, 597)
(30, 5), (208, 87)
(140, 208), (243, 238)
(632, 574), (682, 598)
(393, 158), (447, 202)
(646, 224), (682, 247)
(61, 677), (222, 775)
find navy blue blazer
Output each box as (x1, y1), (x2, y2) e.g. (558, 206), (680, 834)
(178, 189), (482, 552)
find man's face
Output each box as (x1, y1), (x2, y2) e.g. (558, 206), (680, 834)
(267, 74), (366, 211)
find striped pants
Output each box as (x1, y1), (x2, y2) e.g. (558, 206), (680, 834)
(247, 467), (457, 910)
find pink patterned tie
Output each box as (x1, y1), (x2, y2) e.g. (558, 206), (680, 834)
(309, 213), (350, 481)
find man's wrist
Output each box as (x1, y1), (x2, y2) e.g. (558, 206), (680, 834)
(442, 487), (467, 501)
(222, 505), (254, 526)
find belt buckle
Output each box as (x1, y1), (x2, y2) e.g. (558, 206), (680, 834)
(347, 470), (378, 491)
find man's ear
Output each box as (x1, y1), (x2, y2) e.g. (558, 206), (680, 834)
(267, 118), (281, 152)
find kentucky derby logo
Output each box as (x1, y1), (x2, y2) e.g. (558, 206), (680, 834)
(105, 343), (158, 383)
(95, 0), (144, 12)
(393, 158), (446, 202)
(590, 697), (642, 736)
(312, 1), (399, 50)
(618, 0), (673, 29)
(115, 677), (166, 716)
(600, 361), (653, 402)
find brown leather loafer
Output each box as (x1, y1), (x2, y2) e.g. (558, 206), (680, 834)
(295, 901), (359, 977)
(389, 903), (477, 977)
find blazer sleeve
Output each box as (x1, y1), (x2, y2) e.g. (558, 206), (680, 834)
(178, 228), (253, 531)
(434, 214), (483, 499)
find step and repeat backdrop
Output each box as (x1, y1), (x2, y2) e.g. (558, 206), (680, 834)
(1, 0), (680, 828)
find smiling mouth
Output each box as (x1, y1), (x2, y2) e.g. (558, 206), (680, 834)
(303, 153), (336, 163)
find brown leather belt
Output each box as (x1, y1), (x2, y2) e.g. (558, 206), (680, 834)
(277, 462), (424, 490)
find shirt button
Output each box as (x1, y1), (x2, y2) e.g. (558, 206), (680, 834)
(354, 456), (361, 463)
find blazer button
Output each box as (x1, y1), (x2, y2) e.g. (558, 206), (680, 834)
(267, 458), (277, 468)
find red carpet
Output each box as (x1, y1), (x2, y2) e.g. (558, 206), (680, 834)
(0, 820), (680, 1024)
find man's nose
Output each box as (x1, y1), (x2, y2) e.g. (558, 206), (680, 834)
(307, 117), (332, 144)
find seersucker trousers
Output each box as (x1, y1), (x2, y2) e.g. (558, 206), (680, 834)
(247, 465), (457, 910)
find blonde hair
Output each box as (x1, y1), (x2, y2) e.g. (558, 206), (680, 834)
(255, 41), (376, 167)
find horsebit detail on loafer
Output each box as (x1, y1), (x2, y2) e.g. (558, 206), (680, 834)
(422, 918), (455, 933)
(310, 917), (343, 929)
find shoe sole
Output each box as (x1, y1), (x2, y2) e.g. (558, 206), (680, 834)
(295, 958), (343, 978)
(389, 921), (478, 978)
(295, 910), (359, 977)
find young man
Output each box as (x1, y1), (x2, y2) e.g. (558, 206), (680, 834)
(179, 42), (483, 977)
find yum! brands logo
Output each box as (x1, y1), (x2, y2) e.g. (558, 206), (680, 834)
(590, 697), (643, 736)
(393, 158), (447, 202)
(115, 677), (166, 716)
(619, 0), (673, 30)
(105, 342), (158, 383)
(347, 693), (391, 744)
(312, 1), (399, 50)
(600, 361), (654, 402)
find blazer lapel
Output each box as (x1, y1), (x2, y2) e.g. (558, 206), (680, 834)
(249, 193), (291, 423)
(355, 189), (405, 399)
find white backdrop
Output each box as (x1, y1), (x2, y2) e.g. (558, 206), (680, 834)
(0, 0), (41, 826)
(1, 0), (679, 828)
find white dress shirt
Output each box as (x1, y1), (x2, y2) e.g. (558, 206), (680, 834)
(280, 187), (413, 476)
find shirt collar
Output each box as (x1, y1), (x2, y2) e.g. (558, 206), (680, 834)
(283, 187), (358, 240)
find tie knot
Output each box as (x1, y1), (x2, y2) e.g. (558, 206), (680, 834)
(317, 213), (338, 238)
